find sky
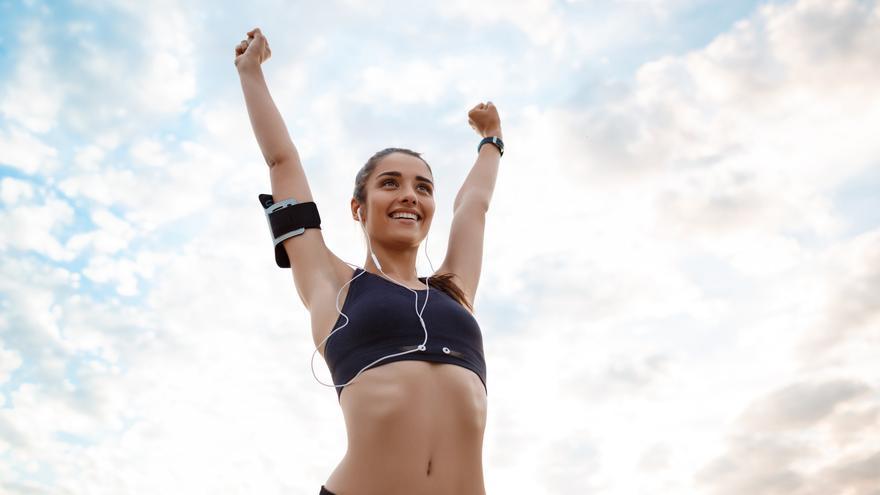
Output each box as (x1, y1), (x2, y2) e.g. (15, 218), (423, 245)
(1, 0), (879, 493)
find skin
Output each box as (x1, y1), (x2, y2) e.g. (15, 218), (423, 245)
(351, 152), (437, 287)
(235, 28), (498, 495)
(317, 154), (488, 495)
(308, 154), (488, 495)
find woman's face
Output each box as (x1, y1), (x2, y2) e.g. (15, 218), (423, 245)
(357, 153), (435, 244)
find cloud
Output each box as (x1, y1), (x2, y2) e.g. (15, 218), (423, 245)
(0, 177), (36, 206)
(738, 379), (871, 431)
(697, 376), (879, 495)
(0, 194), (77, 261)
(638, 442), (672, 472)
(436, 0), (565, 50)
(696, 433), (809, 495)
(2, 0), (880, 493)
(2, 1), (198, 144)
(565, 0), (880, 203)
(822, 451), (880, 494)
(0, 339), (23, 386)
(0, 127), (60, 175)
(0, 20), (66, 134)
(795, 230), (880, 364)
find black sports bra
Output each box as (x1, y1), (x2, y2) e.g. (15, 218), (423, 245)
(323, 267), (488, 401)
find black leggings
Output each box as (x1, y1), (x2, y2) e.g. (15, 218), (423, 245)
(319, 485), (337, 495)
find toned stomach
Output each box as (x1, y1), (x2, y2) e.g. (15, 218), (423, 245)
(323, 359), (488, 495)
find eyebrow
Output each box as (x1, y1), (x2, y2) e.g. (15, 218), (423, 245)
(376, 171), (434, 186)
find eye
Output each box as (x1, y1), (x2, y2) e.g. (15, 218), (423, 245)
(382, 179), (432, 194)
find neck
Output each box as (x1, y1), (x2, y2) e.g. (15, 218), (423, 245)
(364, 244), (422, 284)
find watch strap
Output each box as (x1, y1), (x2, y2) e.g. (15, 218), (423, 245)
(478, 136), (504, 156)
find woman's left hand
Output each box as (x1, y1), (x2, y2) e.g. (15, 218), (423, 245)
(468, 101), (503, 138)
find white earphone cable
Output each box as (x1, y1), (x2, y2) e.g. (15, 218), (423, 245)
(310, 206), (436, 392)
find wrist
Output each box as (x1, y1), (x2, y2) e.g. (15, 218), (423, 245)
(483, 129), (503, 139)
(478, 135), (504, 157)
(235, 59), (262, 76)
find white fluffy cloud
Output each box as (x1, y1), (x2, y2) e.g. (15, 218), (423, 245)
(1, 0), (878, 493)
(0, 126), (60, 175)
(0, 20), (66, 134)
(477, 0), (880, 493)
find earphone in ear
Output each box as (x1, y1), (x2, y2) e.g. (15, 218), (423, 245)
(356, 206), (382, 270)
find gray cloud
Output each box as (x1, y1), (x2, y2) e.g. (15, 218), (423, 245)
(822, 450), (880, 494)
(796, 231), (880, 363)
(697, 377), (879, 495)
(602, 353), (672, 393)
(738, 379), (871, 431)
(696, 433), (808, 495)
(638, 442), (672, 472)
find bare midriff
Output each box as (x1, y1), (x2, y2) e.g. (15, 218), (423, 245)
(322, 360), (488, 495)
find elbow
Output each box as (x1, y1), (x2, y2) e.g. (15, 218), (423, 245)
(267, 155), (286, 168)
(454, 194), (490, 214)
(267, 148), (300, 168)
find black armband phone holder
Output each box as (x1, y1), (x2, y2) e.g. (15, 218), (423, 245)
(258, 193), (322, 268)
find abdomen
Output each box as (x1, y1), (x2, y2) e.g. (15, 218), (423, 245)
(326, 360), (487, 495)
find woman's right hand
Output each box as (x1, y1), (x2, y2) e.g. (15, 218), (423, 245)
(234, 28), (272, 71)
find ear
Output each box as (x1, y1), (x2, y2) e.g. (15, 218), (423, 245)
(351, 199), (361, 221)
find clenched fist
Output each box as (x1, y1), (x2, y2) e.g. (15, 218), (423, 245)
(234, 27), (272, 71)
(468, 101), (503, 138)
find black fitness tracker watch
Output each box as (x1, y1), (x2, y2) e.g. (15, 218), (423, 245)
(478, 136), (504, 157)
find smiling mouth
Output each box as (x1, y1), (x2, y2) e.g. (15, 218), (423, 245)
(391, 216), (419, 223)
(389, 212), (421, 223)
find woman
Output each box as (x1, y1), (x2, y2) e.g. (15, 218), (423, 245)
(235, 28), (503, 495)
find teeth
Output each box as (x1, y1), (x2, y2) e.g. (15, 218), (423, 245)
(391, 212), (418, 220)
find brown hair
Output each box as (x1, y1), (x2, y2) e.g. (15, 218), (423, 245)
(353, 147), (474, 314)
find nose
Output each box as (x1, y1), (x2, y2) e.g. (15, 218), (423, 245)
(400, 185), (418, 204)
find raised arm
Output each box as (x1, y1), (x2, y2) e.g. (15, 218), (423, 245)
(437, 102), (504, 308)
(235, 28), (314, 203)
(454, 102), (503, 211)
(235, 28), (341, 312)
